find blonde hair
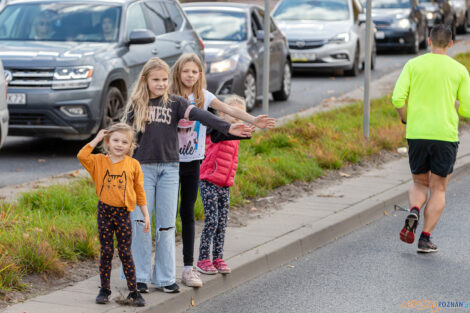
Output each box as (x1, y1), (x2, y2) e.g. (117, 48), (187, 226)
(102, 123), (137, 157)
(122, 57), (171, 133)
(221, 95), (246, 122)
(170, 53), (206, 109)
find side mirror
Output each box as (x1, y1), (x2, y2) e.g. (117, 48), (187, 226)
(358, 13), (366, 24)
(256, 30), (274, 41)
(128, 29), (156, 45)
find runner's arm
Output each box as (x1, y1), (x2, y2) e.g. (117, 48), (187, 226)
(392, 63), (411, 122)
(457, 71), (470, 117)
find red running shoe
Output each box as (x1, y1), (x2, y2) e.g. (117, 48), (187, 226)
(400, 211), (419, 244)
(213, 258), (231, 274)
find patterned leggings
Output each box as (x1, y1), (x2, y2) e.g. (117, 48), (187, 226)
(198, 180), (230, 261)
(97, 201), (137, 291)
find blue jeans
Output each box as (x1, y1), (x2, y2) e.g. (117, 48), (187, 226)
(121, 162), (179, 287)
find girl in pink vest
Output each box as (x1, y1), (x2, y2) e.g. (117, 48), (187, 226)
(196, 95), (249, 275)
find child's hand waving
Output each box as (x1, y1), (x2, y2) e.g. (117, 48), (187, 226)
(89, 129), (109, 148)
(228, 123), (255, 138)
(253, 115), (276, 129)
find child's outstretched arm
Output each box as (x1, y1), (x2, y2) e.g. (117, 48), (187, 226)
(185, 106), (254, 138)
(77, 129), (108, 173)
(210, 98), (276, 129)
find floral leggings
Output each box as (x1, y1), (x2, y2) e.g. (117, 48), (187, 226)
(198, 180), (230, 261)
(97, 201), (137, 291)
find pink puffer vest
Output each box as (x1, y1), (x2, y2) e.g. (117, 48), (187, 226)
(200, 136), (240, 187)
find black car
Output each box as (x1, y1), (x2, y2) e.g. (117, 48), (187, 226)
(365, 0), (428, 53)
(420, 0), (457, 38)
(0, 0), (204, 139)
(183, 2), (291, 111)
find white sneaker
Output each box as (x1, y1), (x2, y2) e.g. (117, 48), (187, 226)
(181, 268), (203, 288)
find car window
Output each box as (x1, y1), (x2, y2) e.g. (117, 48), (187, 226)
(370, 0), (411, 9)
(0, 3), (121, 42)
(352, 0), (360, 21)
(185, 9), (247, 41)
(142, 2), (169, 35)
(256, 9), (277, 33)
(164, 1), (184, 30)
(126, 3), (147, 39)
(273, 0), (350, 21)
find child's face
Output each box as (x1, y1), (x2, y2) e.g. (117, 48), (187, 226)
(107, 131), (131, 158)
(180, 61), (200, 89)
(147, 69), (169, 98)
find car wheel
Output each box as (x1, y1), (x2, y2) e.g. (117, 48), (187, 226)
(409, 31), (419, 54)
(371, 42), (377, 70)
(344, 44), (359, 77)
(272, 61), (291, 101)
(452, 21), (457, 40)
(102, 86), (125, 128)
(419, 26), (428, 49)
(244, 69), (257, 112)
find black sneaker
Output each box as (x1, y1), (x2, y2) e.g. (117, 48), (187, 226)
(159, 283), (180, 293)
(399, 210), (419, 244)
(417, 237), (438, 253)
(95, 288), (111, 304)
(127, 290), (146, 307)
(137, 282), (149, 293)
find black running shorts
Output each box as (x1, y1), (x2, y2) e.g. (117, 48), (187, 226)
(407, 139), (459, 177)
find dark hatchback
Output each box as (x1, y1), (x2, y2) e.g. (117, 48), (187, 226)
(183, 2), (292, 111)
(366, 0), (428, 53)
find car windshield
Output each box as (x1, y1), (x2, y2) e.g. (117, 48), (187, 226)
(273, 0), (350, 21)
(370, 0), (411, 9)
(185, 10), (247, 41)
(0, 3), (121, 42)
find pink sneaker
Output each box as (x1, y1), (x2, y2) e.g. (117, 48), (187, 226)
(196, 259), (218, 275)
(213, 258), (231, 274)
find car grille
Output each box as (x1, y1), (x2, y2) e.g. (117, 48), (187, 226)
(6, 68), (54, 88)
(9, 112), (55, 125)
(374, 19), (391, 26)
(288, 40), (327, 50)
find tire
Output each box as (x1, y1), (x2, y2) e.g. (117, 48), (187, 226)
(272, 61), (291, 101)
(452, 21), (457, 41)
(371, 42), (377, 70)
(243, 69), (257, 112)
(409, 31), (419, 54)
(344, 44), (359, 77)
(419, 26), (428, 49)
(101, 86), (125, 128)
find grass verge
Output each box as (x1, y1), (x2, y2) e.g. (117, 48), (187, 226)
(1, 52), (469, 294)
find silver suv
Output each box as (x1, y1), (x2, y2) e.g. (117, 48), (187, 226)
(0, 0), (204, 139)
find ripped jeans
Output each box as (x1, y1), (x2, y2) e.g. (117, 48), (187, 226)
(121, 162), (179, 287)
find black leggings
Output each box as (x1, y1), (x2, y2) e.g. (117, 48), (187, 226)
(178, 160), (200, 267)
(97, 201), (136, 291)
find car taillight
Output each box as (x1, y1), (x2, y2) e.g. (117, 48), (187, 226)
(198, 36), (204, 51)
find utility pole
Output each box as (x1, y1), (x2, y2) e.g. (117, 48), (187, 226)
(262, 0), (270, 115)
(363, 0), (372, 139)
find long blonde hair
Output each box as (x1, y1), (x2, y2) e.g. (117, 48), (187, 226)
(122, 57), (171, 133)
(102, 123), (137, 157)
(170, 53), (206, 109)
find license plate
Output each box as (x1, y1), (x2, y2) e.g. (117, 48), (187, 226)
(292, 52), (316, 62)
(7, 93), (26, 105)
(375, 31), (385, 40)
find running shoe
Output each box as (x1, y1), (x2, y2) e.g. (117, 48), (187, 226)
(399, 210), (419, 244)
(417, 237), (438, 253)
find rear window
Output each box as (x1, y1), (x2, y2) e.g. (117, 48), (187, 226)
(0, 3), (121, 42)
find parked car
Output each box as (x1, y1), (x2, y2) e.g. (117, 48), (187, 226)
(451, 0), (468, 33)
(364, 0), (428, 54)
(0, 0), (204, 139)
(272, 0), (376, 76)
(183, 2), (291, 111)
(420, 0), (457, 38)
(0, 60), (8, 149)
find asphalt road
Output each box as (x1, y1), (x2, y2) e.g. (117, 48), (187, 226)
(187, 172), (470, 313)
(1, 33), (469, 187)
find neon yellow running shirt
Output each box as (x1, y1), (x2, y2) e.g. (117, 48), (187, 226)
(392, 53), (470, 142)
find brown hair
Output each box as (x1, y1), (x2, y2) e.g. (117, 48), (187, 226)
(102, 123), (137, 157)
(170, 53), (206, 109)
(122, 57), (171, 133)
(430, 24), (452, 48)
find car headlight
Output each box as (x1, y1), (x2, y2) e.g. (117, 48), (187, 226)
(392, 18), (411, 29)
(210, 56), (239, 73)
(426, 12), (435, 20)
(53, 66), (93, 90)
(329, 32), (350, 44)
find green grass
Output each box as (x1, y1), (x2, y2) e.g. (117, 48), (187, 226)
(1, 52), (469, 294)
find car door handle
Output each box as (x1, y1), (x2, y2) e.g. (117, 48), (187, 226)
(151, 48), (158, 55)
